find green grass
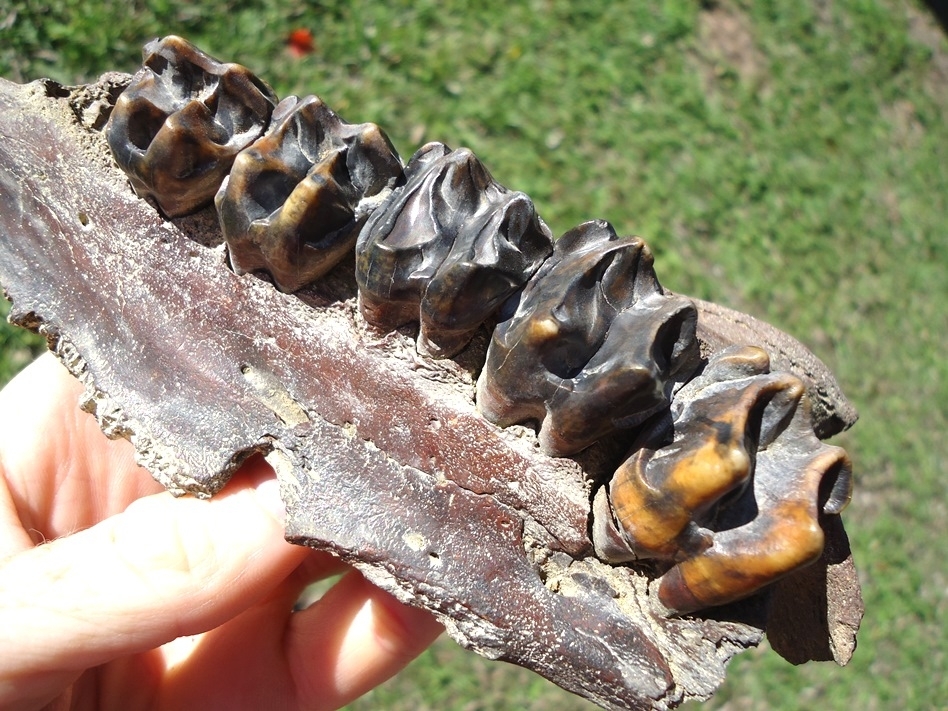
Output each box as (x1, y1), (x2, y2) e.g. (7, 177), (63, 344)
(2, 0), (946, 708)
(0, 300), (46, 384)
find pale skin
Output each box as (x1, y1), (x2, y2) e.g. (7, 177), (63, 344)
(0, 353), (443, 711)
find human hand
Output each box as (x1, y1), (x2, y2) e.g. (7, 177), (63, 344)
(0, 353), (443, 711)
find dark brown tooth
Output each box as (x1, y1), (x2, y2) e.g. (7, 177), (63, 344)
(593, 346), (853, 613)
(356, 142), (553, 358)
(476, 219), (700, 456)
(215, 95), (402, 293)
(106, 35), (278, 217)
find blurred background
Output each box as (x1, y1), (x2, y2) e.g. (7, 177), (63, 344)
(1, 1), (946, 708)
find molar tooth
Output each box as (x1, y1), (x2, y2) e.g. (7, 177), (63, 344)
(106, 35), (278, 217)
(477, 219), (700, 456)
(356, 143), (553, 358)
(215, 94), (402, 292)
(595, 346), (854, 613)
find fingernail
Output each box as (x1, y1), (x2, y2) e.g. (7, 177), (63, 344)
(255, 477), (286, 523)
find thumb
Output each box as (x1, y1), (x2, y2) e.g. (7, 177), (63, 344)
(0, 461), (307, 708)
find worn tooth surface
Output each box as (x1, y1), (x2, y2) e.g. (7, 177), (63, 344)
(594, 346), (854, 613)
(215, 94), (403, 293)
(477, 219), (700, 456)
(105, 35), (277, 217)
(355, 142), (553, 358)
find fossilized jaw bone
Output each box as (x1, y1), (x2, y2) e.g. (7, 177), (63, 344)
(105, 35), (278, 217)
(216, 94), (403, 292)
(99, 36), (857, 621)
(476, 219), (701, 457)
(0, 40), (867, 711)
(356, 142), (554, 358)
(593, 346), (854, 614)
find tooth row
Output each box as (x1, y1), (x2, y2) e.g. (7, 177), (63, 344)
(105, 36), (854, 613)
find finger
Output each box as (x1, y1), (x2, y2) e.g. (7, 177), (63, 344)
(284, 570), (443, 709)
(0, 354), (162, 548)
(0, 459), (307, 709)
(146, 551), (352, 710)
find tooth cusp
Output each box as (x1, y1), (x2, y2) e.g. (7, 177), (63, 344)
(356, 143), (553, 358)
(596, 346), (854, 613)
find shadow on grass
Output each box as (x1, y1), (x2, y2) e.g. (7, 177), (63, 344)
(921, 0), (948, 35)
